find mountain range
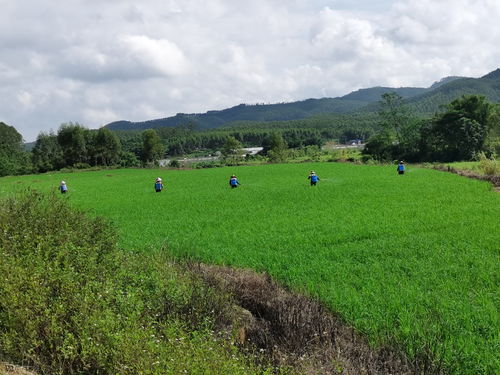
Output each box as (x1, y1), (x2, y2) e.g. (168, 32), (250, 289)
(105, 69), (500, 131)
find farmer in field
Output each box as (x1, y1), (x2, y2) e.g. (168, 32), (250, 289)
(229, 174), (240, 188)
(308, 171), (319, 186)
(155, 177), (164, 192)
(397, 161), (405, 175)
(59, 180), (68, 194)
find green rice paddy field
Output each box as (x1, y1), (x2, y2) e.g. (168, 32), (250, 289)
(1, 163), (499, 374)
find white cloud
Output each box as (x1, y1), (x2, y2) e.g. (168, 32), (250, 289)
(55, 35), (188, 82)
(0, 62), (22, 82)
(16, 91), (34, 109)
(119, 35), (188, 76)
(0, 0), (498, 141)
(83, 108), (120, 126)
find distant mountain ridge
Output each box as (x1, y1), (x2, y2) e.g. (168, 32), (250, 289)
(340, 86), (428, 102)
(105, 98), (369, 131)
(405, 70), (500, 113)
(481, 68), (500, 80)
(105, 70), (499, 131)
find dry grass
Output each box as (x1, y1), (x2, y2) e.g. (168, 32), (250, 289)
(0, 363), (37, 375)
(195, 264), (435, 375)
(431, 164), (500, 188)
(0, 261), (449, 375)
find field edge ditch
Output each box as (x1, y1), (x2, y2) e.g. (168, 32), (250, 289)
(194, 263), (443, 375)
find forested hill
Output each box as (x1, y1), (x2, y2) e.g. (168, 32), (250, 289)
(406, 69), (500, 113)
(340, 86), (427, 102)
(105, 98), (370, 131)
(104, 70), (499, 131)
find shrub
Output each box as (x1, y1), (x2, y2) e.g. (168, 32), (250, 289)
(169, 159), (181, 168)
(72, 162), (91, 169)
(478, 152), (498, 175)
(328, 148), (362, 162)
(119, 151), (140, 167)
(0, 192), (270, 374)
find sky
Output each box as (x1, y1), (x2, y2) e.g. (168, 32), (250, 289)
(1, 0), (499, 141)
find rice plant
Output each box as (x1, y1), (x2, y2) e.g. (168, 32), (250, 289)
(1, 163), (498, 374)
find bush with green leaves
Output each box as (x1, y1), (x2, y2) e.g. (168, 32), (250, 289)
(0, 192), (272, 375)
(119, 151), (140, 168)
(168, 159), (181, 168)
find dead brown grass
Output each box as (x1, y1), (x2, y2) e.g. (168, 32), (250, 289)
(0, 363), (37, 375)
(431, 164), (500, 188)
(1, 262), (442, 375)
(196, 264), (439, 375)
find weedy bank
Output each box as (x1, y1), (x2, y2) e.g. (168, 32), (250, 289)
(0, 192), (278, 375)
(1, 163), (498, 374)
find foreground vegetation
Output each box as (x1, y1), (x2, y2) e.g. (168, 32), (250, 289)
(0, 192), (276, 374)
(1, 163), (498, 374)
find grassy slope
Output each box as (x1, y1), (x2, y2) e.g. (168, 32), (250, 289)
(1, 164), (498, 374)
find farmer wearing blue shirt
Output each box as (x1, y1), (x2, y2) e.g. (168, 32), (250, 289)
(59, 180), (68, 194)
(397, 161), (405, 175)
(155, 177), (164, 192)
(308, 171), (319, 186)
(229, 175), (240, 188)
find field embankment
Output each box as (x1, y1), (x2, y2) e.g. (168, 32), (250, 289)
(1, 163), (498, 374)
(0, 193), (272, 374)
(198, 264), (423, 374)
(427, 161), (499, 190)
(0, 191), (423, 375)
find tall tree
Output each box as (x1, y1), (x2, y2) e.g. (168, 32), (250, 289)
(429, 95), (492, 161)
(267, 132), (288, 163)
(363, 93), (420, 161)
(0, 122), (28, 176)
(57, 123), (88, 166)
(93, 128), (122, 166)
(378, 92), (413, 143)
(221, 136), (242, 158)
(141, 129), (163, 164)
(32, 132), (63, 172)
(361, 132), (395, 161)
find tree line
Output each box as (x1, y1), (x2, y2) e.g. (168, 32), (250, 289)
(0, 123), (130, 176)
(0, 121), (349, 176)
(362, 94), (500, 162)
(0, 94), (498, 177)
(31, 124), (124, 172)
(112, 112), (378, 158)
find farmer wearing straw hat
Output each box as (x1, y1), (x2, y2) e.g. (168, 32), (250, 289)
(308, 171), (319, 186)
(229, 174), (240, 188)
(59, 180), (68, 194)
(155, 177), (164, 192)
